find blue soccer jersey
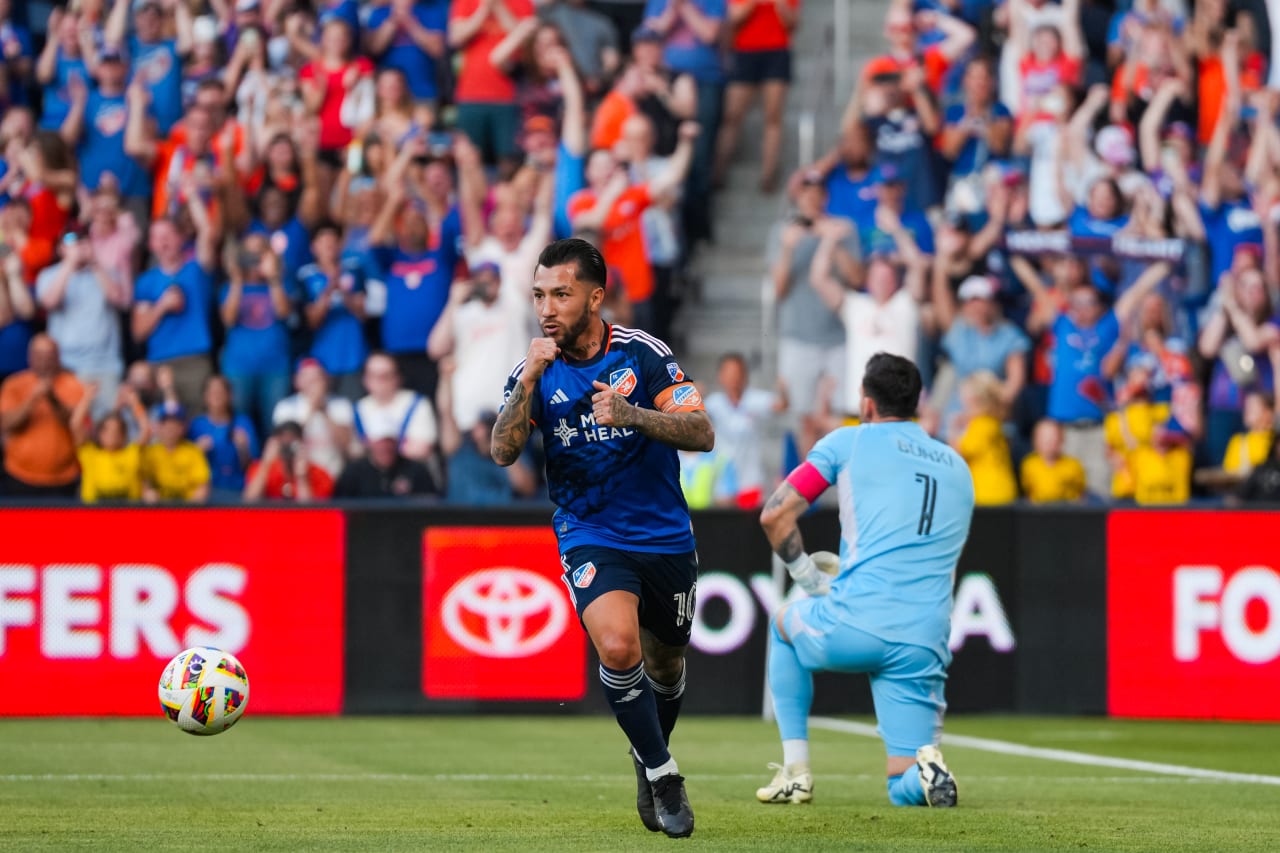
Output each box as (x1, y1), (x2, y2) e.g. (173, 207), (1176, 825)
(502, 323), (703, 554)
(805, 421), (976, 665)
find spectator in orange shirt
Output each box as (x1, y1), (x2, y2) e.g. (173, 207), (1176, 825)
(716, 0), (799, 193)
(448, 0), (535, 166)
(590, 63), (645, 152)
(0, 333), (86, 497)
(567, 121), (697, 332)
(243, 420), (335, 502)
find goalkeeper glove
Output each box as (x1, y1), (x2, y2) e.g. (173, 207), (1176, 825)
(784, 553), (831, 597)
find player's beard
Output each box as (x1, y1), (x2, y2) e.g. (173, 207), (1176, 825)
(556, 304), (595, 353)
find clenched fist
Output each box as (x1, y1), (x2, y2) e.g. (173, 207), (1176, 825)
(519, 337), (560, 384)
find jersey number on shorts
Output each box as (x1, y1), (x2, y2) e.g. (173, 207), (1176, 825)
(914, 473), (938, 536)
(673, 585), (696, 627)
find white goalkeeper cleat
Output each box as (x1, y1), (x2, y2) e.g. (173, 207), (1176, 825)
(915, 745), (958, 807)
(755, 762), (814, 804)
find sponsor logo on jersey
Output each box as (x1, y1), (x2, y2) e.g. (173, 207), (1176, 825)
(667, 362), (685, 382)
(609, 368), (637, 397)
(672, 385), (701, 407)
(553, 418), (579, 447)
(572, 561), (596, 589)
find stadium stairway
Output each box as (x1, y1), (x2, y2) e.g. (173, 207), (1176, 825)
(675, 1), (881, 460)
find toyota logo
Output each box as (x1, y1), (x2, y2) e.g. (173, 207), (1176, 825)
(440, 568), (570, 658)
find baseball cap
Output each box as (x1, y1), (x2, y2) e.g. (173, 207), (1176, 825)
(1162, 120), (1193, 141)
(1095, 125), (1135, 167)
(100, 45), (125, 63)
(158, 401), (187, 421)
(133, 0), (161, 11)
(294, 356), (325, 374)
(471, 259), (501, 277)
(863, 56), (903, 82)
(235, 0), (261, 11)
(319, 10), (350, 28)
(631, 26), (663, 44)
(957, 275), (997, 301)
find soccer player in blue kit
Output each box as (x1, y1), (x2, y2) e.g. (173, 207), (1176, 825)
(490, 239), (714, 838)
(756, 353), (975, 808)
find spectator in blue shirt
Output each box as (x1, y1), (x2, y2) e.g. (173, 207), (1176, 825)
(189, 374), (260, 497)
(643, 0), (725, 244)
(219, 233), (293, 437)
(365, 132), (482, 401)
(35, 9), (90, 131)
(301, 221), (368, 400)
(1021, 259), (1174, 496)
(0, 1), (34, 108)
(60, 47), (151, 207)
(130, 194), (218, 415)
(105, 0), (193, 136)
(0, 246), (35, 382)
(930, 273), (1030, 438)
(248, 186), (315, 301)
(363, 0), (448, 106)
(864, 163), (935, 258)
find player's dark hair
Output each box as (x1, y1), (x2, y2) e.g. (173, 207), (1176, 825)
(861, 352), (922, 419)
(537, 238), (607, 290)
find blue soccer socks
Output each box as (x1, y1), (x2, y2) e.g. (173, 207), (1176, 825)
(601, 662), (671, 772)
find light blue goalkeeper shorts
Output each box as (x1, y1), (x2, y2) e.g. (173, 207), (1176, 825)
(782, 596), (948, 757)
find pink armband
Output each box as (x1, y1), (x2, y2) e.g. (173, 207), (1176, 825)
(786, 462), (831, 503)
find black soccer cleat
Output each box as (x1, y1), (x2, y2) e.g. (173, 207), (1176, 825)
(630, 750), (661, 832)
(649, 773), (695, 838)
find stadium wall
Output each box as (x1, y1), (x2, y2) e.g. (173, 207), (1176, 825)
(0, 507), (1276, 720)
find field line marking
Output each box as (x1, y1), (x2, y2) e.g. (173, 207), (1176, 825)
(810, 716), (1280, 786)
(0, 772), (1256, 784)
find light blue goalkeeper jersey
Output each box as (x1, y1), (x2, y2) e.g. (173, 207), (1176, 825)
(805, 421), (976, 665)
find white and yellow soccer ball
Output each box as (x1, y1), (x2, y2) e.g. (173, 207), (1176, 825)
(158, 647), (250, 736)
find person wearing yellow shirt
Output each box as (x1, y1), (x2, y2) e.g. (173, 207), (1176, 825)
(142, 403), (211, 503)
(76, 384), (151, 503)
(1223, 391), (1275, 476)
(1102, 364), (1169, 500)
(950, 371), (1017, 505)
(1129, 427), (1193, 505)
(1019, 418), (1086, 503)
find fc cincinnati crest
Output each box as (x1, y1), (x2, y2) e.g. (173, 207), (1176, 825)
(667, 362), (685, 382)
(609, 367), (637, 397)
(572, 562), (597, 588)
(672, 385), (701, 407)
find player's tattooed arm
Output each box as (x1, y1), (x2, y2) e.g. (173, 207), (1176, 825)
(591, 380), (715, 451)
(625, 406), (716, 452)
(760, 482), (810, 560)
(491, 382), (534, 466)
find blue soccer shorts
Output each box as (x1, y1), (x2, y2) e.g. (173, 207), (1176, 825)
(560, 545), (699, 648)
(781, 597), (947, 757)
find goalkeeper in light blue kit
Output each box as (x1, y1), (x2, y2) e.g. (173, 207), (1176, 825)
(756, 353), (975, 808)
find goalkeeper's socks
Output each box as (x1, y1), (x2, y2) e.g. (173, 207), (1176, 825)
(647, 662), (685, 745)
(887, 766), (926, 806)
(600, 662), (670, 771)
(767, 617), (814, 742)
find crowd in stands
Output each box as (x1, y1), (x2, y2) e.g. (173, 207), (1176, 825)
(767, 0), (1280, 506)
(0, 0), (806, 504)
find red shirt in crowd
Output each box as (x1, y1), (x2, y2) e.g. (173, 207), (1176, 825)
(1017, 54), (1082, 125)
(449, 0), (534, 104)
(730, 0), (798, 52)
(300, 56), (375, 151)
(244, 460), (335, 501)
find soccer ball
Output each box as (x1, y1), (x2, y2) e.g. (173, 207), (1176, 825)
(158, 647), (250, 736)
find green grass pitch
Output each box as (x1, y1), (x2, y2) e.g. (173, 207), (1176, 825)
(2, 715), (1278, 851)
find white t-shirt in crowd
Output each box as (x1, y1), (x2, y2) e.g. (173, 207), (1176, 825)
(355, 389), (438, 451)
(841, 287), (921, 411)
(271, 394), (355, 477)
(450, 295), (530, 431)
(703, 388), (777, 494)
